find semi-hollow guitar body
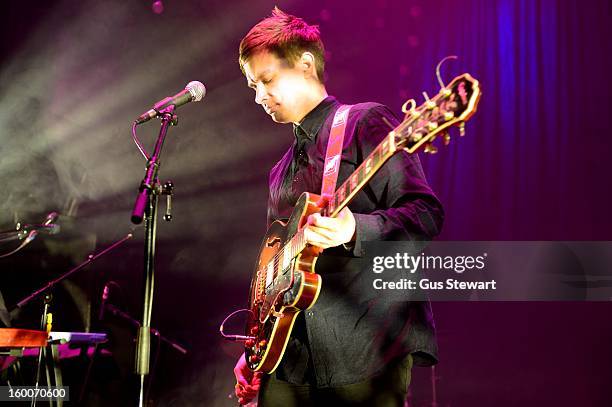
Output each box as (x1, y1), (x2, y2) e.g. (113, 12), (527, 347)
(245, 192), (324, 373)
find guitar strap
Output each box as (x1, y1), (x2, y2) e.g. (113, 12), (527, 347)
(321, 104), (352, 202)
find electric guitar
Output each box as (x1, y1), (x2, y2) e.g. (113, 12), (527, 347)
(245, 73), (481, 373)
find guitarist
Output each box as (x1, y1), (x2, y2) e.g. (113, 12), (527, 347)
(234, 8), (444, 406)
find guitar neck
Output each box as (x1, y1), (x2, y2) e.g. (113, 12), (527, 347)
(321, 132), (399, 217)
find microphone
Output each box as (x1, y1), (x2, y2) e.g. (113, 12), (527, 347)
(135, 81), (206, 124)
(99, 284), (110, 320)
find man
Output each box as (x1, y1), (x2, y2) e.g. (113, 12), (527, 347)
(234, 8), (444, 406)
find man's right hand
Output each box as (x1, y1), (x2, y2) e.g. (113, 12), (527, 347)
(234, 353), (263, 405)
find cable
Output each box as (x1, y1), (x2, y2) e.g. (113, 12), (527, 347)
(219, 308), (256, 342)
(145, 329), (162, 403)
(0, 231), (37, 258)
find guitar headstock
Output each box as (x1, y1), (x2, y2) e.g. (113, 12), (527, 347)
(395, 73), (481, 154)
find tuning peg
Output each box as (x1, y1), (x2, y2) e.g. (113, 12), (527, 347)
(401, 98), (420, 118)
(443, 133), (451, 146)
(444, 111), (454, 121)
(401, 98), (415, 113)
(422, 92), (436, 110)
(424, 143), (438, 154)
(426, 121), (438, 131)
(410, 132), (423, 142)
(459, 122), (466, 136)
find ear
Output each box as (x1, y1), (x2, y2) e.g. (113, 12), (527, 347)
(298, 52), (318, 80)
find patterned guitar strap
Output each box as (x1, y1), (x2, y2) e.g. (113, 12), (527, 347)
(321, 104), (352, 204)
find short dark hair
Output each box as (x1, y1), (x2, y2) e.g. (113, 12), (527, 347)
(239, 7), (325, 83)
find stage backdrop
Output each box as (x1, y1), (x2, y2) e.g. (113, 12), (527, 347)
(1, 0), (610, 406)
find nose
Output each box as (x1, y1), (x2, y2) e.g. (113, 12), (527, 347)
(254, 83), (267, 105)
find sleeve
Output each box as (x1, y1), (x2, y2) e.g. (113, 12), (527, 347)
(349, 105), (445, 256)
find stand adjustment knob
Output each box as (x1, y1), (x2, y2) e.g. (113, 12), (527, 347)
(162, 180), (174, 221)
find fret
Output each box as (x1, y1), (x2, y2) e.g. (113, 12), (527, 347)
(338, 184), (346, 203)
(381, 139), (389, 156)
(266, 262), (274, 287)
(293, 236), (297, 258)
(298, 231), (303, 252)
(365, 157), (373, 175)
(283, 247), (290, 269)
(349, 173), (357, 191)
(374, 146), (382, 167)
(357, 166), (364, 183)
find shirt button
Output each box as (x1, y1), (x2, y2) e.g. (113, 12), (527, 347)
(306, 311), (314, 317)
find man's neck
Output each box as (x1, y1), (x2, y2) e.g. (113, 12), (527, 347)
(294, 86), (328, 125)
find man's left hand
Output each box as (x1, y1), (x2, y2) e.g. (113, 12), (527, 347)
(303, 207), (356, 249)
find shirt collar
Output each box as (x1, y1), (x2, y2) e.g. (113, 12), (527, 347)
(293, 96), (339, 143)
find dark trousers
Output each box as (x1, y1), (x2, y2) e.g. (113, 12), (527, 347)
(258, 354), (413, 407)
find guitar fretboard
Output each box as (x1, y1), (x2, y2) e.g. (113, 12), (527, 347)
(322, 132), (397, 217)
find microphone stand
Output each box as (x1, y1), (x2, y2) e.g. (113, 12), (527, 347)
(130, 105), (176, 407)
(15, 234), (134, 310)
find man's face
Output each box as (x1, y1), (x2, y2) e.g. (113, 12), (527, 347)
(243, 51), (309, 124)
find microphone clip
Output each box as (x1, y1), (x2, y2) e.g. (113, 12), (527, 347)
(156, 105), (179, 126)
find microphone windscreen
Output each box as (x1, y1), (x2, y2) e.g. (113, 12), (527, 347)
(186, 81), (206, 102)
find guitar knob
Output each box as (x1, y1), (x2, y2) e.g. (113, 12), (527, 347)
(250, 325), (259, 335)
(259, 340), (268, 348)
(424, 143), (438, 154)
(248, 354), (259, 363)
(245, 339), (255, 348)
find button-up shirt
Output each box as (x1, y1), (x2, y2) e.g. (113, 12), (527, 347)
(267, 96), (444, 387)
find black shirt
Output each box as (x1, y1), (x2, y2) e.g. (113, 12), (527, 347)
(267, 96), (444, 387)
